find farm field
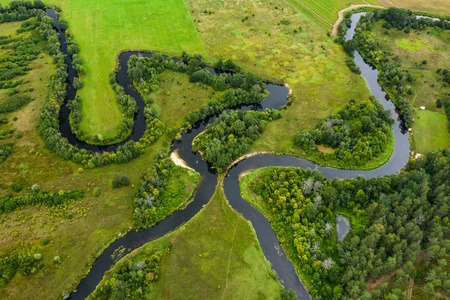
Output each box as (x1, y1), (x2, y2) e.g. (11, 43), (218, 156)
(285, 0), (382, 30)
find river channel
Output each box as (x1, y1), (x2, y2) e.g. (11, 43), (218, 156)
(49, 9), (411, 299)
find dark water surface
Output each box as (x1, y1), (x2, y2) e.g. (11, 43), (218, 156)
(55, 10), (413, 300)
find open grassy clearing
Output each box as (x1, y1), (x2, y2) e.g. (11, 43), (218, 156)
(413, 110), (450, 153)
(0, 20), (23, 38)
(370, 23), (450, 152)
(377, 0), (450, 16)
(186, 0), (374, 160)
(150, 70), (220, 130)
(146, 183), (283, 299)
(36, 0), (208, 141)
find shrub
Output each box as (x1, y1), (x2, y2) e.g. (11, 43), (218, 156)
(41, 238), (50, 246)
(0, 95), (33, 113)
(112, 175), (130, 188)
(93, 188), (101, 197)
(53, 256), (61, 264)
(33, 254), (42, 261)
(31, 184), (40, 193)
(436, 98), (442, 108)
(10, 183), (23, 192)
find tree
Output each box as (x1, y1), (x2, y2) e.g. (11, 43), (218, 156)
(73, 77), (83, 89)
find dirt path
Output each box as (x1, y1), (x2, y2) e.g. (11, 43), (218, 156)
(331, 4), (385, 36)
(407, 278), (414, 300)
(296, 0), (333, 26)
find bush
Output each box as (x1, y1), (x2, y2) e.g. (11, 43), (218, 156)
(112, 175), (130, 188)
(41, 238), (50, 246)
(0, 142), (14, 164)
(10, 183), (23, 192)
(436, 98), (442, 108)
(33, 254), (42, 261)
(53, 256), (61, 264)
(93, 188), (101, 197)
(31, 184), (40, 193)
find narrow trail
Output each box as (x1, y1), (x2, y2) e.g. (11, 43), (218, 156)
(332, 4), (385, 36)
(407, 278), (414, 300)
(296, 0), (333, 26)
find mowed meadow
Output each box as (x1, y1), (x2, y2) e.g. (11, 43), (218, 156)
(46, 0), (208, 140)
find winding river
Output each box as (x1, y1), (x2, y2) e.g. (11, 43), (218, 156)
(48, 9), (411, 299)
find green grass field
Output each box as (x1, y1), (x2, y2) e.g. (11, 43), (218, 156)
(92, 182), (284, 299)
(150, 70), (220, 130)
(414, 110), (450, 153)
(44, 0), (208, 141)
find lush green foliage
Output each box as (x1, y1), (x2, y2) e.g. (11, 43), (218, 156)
(111, 175), (130, 188)
(0, 95), (33, 113)
(0, 142), (13, 163)
(0, 189), (84, 214)
(133, 151), (200, 229)
(87, 245), (167, 299)
(380, 7), (450, 31)
(194, 110), (281, 168)
(245, 149), (450, 298)
(9, 182), (23, 192)
(294, 99), (393, 166)
(128, 52), (268, 132)
(0, 250), (43, 287)
(0, 1), (43, 24)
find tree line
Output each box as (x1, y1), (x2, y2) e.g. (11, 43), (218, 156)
(247, 148), (450, 299)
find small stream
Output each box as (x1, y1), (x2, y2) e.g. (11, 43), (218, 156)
(46, 9), (412, 300)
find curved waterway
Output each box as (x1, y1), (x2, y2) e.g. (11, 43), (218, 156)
(62, 10), (411, 300)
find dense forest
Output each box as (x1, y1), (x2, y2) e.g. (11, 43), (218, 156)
(193, 109), (281, 169)
(246, 149), (450, 299)
(294, 98), (393, 167)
